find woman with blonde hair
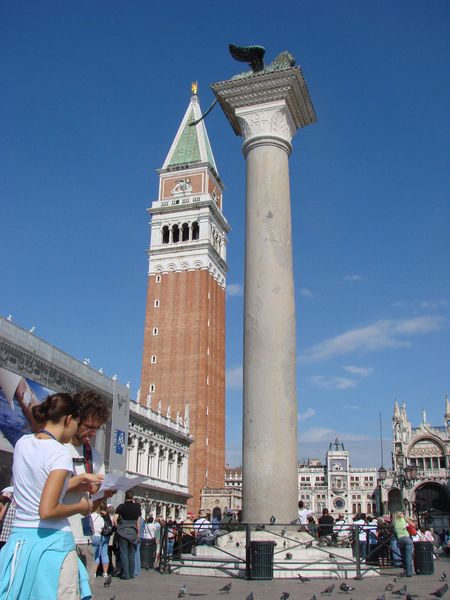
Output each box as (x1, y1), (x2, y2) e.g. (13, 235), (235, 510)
(392, 510), (415, 577)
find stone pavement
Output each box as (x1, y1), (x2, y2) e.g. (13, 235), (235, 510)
(91, 556), (449, 600)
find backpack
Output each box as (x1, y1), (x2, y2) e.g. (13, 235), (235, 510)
(101, 515), (114, 536)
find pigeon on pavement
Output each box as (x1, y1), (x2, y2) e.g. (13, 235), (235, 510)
(245, 593), (254, 600)
(280, 594), (290, 600)
(441, 575), (448, 583)
(385, 584), (395, 592)
(178, 584), (187, 598)
(220, 582), (232, 593)
(376, 594), (386, 600)
(321, 584), (335, 595)
(430, 584), (449, 598)
(299, 574), (311, 582)
(339, 583), (355, 593)
(392, 586), (408, 596)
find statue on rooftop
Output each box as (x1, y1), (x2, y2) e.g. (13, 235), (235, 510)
(229, 43), (296, 79)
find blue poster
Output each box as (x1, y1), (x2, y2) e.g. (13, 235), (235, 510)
(113, 429), (125, 455)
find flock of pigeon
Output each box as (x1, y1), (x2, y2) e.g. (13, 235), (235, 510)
(105, 571), (448, 600)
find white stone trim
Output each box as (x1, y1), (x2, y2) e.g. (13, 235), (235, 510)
(149, 251), (227, 288)
(211, 66), (317, 137)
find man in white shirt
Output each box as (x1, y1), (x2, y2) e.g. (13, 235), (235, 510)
(194, 511), (212, 544)
(298, 501), (312, 525)
(63, 390), (112, 573)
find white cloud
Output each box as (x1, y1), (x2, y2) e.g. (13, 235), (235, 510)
(418, 299), (448, 309)
(393, 298), (448, 310)
(343, 365), (374, 377)
(300, 315), (445, 363)
(344, 274), (362, 282)
(300, 288), (315, 298)
(227, 283), (243, 297)
(299, 427), (368, 443)
(226, 365), (243, 389)
(310, 375), (357, 390)
(298, 408), (316, 422)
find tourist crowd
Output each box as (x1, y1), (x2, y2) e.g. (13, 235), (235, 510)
(0, 388), (447, 599)
(297, 500), (445, 576)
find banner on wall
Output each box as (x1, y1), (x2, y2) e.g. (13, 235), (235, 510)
(0, 365), (55, 447)
(109, 384), (130, 476)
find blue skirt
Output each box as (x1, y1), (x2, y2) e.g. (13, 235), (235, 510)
(0, 527), (91, 600)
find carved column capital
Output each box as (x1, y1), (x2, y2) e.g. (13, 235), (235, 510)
(236, 100), (296, 151)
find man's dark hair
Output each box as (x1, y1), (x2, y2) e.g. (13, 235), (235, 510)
(322, 508), (329, 515)
(74, 390), (109, 424)
(298, 500), (304, 509)
(125, 489), (134, 500)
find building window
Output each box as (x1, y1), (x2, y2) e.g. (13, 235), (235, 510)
(192, 221), (199, 240)
(172, 224), (180, 243)
(150, 384), (156, 393)
(153, 328), (158, 336)
(162, 226), (170, 244)
(154, 299), (160, 308)
(151, 355), (157, 364)
(156, 275), (161, 283)
(181, 222), (189, 242)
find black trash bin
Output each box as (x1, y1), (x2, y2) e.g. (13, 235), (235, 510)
(413, 541), (434, 575)
(140, 538), (156, 570)
(250, 541), (276, 580)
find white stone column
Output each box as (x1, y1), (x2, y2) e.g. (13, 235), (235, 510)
(213, 67), (316, 523)
(130, 436), (138, 474)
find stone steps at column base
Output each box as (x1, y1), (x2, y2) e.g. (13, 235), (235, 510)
(170, 553), (380, 579)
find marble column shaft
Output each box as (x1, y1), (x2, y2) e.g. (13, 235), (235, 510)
(213, 67), (316, 523)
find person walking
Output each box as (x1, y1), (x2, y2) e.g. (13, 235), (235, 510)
(0, 393), (99, 599)
(91, 502), (112, 585)
(353, 513), (368, 561)
(392, 510), (415, 577)
(140, 516), (157, 569)
(114, 489), (141, 579)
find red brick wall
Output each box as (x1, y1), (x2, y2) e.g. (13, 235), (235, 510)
(140, 269), (225, 512)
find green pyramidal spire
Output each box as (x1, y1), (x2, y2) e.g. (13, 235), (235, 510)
(162, 88), (218, 175)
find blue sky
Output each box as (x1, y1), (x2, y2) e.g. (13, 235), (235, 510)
(1, 1), (448, 468)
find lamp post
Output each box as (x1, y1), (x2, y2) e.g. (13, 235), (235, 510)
(377, 464), (417, 517)
(377, 466), (387, 515)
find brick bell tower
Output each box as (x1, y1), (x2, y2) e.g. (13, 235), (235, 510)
(140, 84), (230, 512)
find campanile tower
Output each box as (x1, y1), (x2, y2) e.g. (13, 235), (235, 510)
(140, 85), (230, 511)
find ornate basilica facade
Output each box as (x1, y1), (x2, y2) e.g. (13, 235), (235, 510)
(378, 398), (450, 530)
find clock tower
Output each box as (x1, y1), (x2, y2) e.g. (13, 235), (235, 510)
(139, 85), (230, 512)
